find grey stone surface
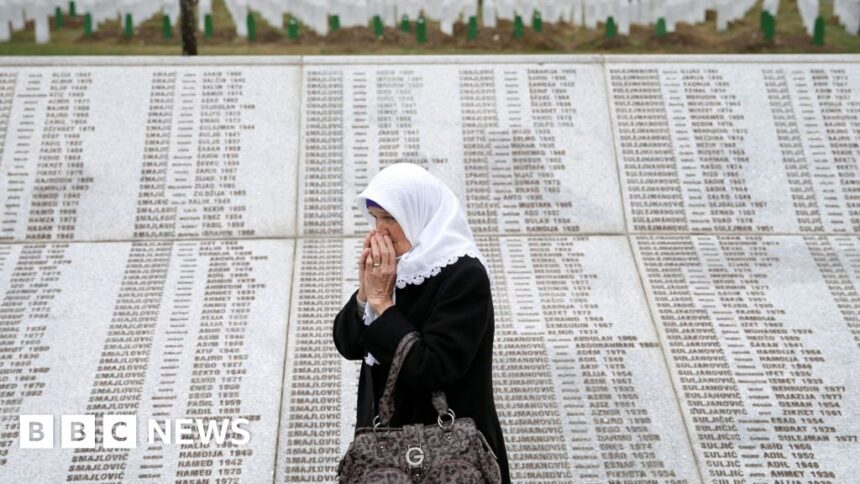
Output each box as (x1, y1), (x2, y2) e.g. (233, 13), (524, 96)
(276, 236), (701, 483)
(298, 62), (625, 236)
(0, 65), (299, 242)
(0, 239), (293, 482)
(631, 235), (860, 482)
(607, 62), (860, 234)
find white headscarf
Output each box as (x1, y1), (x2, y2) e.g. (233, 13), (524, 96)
(356, 162), (494, 366)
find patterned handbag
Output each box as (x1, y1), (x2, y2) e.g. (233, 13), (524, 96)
(337, 331), (502, 483)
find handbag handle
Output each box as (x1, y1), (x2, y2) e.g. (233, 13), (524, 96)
(375, 331), (452, 427)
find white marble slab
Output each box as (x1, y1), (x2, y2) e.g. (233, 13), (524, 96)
(298, 63), (625, 237)
(0, 239), (293, 482)
(276, 236), (700, 483)
(631, 234), (860, 482)
(276, 238), (357, 483)
(607, 63), (860, 234)
(0, 65), (300, 242)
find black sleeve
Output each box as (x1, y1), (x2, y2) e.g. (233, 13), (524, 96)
(357, 261), (491, 392)
(333, 289), (368, 361)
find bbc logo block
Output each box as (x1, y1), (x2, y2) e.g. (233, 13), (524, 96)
(19, 415), (249, 449)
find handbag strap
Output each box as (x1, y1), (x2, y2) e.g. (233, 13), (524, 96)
(376, 331), (450, 425)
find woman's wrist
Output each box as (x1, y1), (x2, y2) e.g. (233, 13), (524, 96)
(356, 293), (367, 315)
(369, 299), (394, 315)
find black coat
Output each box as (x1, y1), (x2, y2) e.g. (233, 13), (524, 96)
(333, 255), (511, 484)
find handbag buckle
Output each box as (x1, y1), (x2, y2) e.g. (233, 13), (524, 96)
(372, 415), (391, 439)
(437, 408), (455, 430)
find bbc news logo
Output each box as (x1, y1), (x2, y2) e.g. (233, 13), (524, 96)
(20, 415), (251, 449)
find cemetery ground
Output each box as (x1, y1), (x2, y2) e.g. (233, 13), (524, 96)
(0, 0), (858, 55)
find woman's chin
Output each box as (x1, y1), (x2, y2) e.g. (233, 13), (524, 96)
(393, 242), (413, 258)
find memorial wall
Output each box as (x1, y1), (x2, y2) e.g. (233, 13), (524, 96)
(0, 55), (858, 483)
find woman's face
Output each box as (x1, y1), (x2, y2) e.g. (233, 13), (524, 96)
(368, 207), (412, 257)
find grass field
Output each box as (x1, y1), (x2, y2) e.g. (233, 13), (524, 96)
(0, 0), (858, 55)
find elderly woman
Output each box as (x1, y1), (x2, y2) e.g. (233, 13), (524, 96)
(333, 162), (511, 483)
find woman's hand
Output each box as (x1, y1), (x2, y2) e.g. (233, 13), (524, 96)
(364, 232), (396, 314)
(357, 229), (375, 304)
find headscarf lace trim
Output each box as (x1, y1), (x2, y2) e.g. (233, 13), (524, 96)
(395, 250), (483, 289)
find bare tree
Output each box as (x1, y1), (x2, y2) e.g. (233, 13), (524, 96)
(180, 0), (198, 55)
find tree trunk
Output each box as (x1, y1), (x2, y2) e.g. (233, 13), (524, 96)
(180, 0), (198, 55)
